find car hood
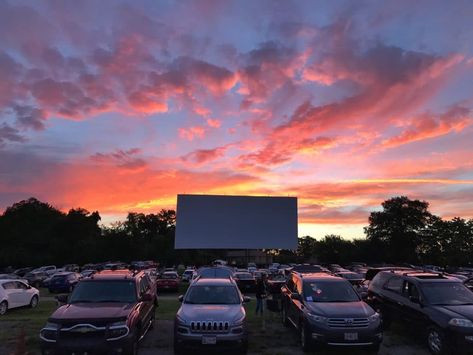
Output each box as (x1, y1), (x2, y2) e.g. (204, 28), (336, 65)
(50, 303), (134, 322)
(178, 304), (244, 322)
(435, 305), (473, 320)
(306, 301), (374, 318)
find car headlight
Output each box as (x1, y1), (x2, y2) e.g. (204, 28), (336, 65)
(307, 313), (327, 323)
(232, 314), (246, 326)
(449, 318), (473, 327)
(176, 314), (187, 325)
(107, 320), (129, 340)
(368, 312), (380, 322)
(40, 322), (59, 342)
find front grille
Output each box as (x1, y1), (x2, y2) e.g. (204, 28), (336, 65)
(327, 318), (369, 328)
(59, 323), (106, 339)
(190, 321), (229, 333)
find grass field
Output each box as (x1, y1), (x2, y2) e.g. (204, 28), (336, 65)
(0, 295), (428, 355)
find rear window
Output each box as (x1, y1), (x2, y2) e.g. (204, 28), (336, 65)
(161, 273), (178, 279)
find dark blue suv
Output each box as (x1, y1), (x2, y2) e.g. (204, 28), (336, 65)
(48, 272), (81, 293)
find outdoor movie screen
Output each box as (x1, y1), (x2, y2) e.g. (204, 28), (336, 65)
(175, 194), (298, 249)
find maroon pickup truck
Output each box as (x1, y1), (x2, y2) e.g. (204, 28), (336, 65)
(40, 269), (157, 355)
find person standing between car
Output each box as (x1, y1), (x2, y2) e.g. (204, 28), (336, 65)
(255, 274), (267, 315)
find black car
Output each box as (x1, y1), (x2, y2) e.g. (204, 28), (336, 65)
(281, 271), (382, 352)
(233, 272), (256, 292)
(40, 269), (156, 355)
(48, 272), (81, 293)
(367, 270), (473, 354)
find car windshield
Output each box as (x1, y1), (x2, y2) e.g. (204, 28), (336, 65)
(185, 285), (240, 304)
(69, 280), (137, 303)
(422, 282), (473, 305)
(303, 281), (360, 302)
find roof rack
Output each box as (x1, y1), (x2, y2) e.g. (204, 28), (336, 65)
(402, 271), (443, 277)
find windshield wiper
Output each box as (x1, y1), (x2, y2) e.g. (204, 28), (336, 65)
(96, 300), (125, 303)
(70, 300), (93, 303)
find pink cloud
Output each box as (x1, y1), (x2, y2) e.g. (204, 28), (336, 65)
(178, 126), (206, 141)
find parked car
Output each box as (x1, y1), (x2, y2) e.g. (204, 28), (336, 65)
(0, 280), (39, 315)
(266, 273), (286, 295)
(182, 269), (195, 282)
(40, 269), (156, 354)
(253, 269), (269, 280)
(195, 266), (234, 280)
(174, 277), (250, 353)
(336, 271), (364, 285)
(156, 271), (180, 292)
(63, 264), (80, 272)
(25, 271), (49, 288)
(281, 271), (382, 352)
(33, 265), (57, 276)
(80, 269), (96, 278)
(233, 272), (256, 293)
(367, 270), (473, 354)
(13, 267), (34, 277)
(48, 272), (81, 293)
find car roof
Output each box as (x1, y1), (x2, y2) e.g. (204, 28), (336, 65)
(379, 270), (460, 283)
(296, 272), (344, 281)
(86, 269), (141, 280)
(193, 278), (235, 286)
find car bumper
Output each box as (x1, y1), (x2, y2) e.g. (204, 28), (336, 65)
(447, 329), (473, 354)
(307, 323), (383, 348)
(175, 328), (247, 350)
(40, 333), (134, 355)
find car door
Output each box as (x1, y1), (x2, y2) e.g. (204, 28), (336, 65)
(139, 276), (154, 333)
(381, 276), (404, 322)
(399, 281), (427, 327)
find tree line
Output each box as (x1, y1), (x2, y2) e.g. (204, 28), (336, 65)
(0, 196), (472, 268)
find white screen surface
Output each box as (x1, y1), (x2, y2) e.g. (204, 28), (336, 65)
(175, 194), (298, 249)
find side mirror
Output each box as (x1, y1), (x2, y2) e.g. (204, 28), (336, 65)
(409, 296), (421, 304)
(178, 295), (184, 303)
(290, 293), (302, 301)
(243, 296), (251, 303)
(141, 293), (154, 302)
(56, 294), (69, 305)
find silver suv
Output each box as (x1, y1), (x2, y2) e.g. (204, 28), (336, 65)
(174, 278), (250, 354)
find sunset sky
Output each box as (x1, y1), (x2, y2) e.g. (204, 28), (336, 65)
(1, 0), (472, 239)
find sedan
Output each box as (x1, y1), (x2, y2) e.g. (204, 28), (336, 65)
(0, 280), (39, 315)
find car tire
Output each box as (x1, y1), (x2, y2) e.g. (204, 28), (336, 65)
(0, 301), (7, 315)
(281, 305), (290, 327)
(30, 295), (39, 308)
(427, 326), (448, 355)
(240, 339), (248, 354)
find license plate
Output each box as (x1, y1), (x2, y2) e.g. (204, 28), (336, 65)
(344, 332), (358, 341)
(202, 336), (216, 345)
(164, 286), (169, 288)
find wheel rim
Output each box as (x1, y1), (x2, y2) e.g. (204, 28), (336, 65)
(31, 297), (38, 307)
(428, 329), (442, 353)
(0, 302), (7, 315)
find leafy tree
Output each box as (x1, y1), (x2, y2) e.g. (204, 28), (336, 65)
(365, 196), (434, 263)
